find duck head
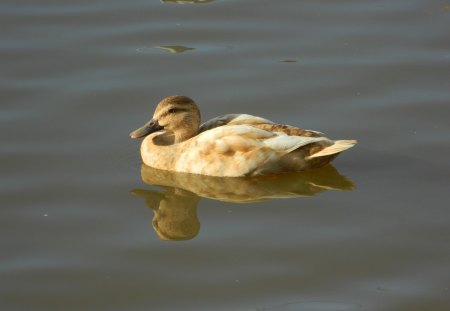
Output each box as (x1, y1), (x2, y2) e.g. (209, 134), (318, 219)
(130, 95), (201, 143)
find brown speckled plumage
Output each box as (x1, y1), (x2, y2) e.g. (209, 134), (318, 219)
(252, 123), (323, 137)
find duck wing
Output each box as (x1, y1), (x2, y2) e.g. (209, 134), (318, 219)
(198, 114), (274, 133)
(199, 114), (323, 137)
(177, 125), (329, 176)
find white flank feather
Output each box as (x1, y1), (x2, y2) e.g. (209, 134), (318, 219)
(228, 114), (274, 125)
(307, 140), (357, 159)
(197, 125), (275, 143)
(264, 135), (328, 153)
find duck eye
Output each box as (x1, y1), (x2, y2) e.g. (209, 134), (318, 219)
(168, 108), (178, 114)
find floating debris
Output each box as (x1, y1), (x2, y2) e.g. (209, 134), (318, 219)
(154, 45), (195, 53)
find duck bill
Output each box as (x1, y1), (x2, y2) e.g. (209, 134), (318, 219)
(129, 119), (164, 139)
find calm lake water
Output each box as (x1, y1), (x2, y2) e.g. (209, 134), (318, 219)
(1, 0), (449, 310)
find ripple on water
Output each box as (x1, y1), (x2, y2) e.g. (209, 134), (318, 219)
(259, 301), (362, 311)
(161, 0), (216, 4)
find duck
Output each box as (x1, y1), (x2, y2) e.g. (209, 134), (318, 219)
(129, 95), (357, 177)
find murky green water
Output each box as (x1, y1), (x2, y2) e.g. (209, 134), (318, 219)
(1, 0), (449, 310)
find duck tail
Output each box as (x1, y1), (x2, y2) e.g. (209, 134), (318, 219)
(307, 140), (357, 159)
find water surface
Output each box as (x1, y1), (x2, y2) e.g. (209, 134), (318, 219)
(1, 0), (449, 310)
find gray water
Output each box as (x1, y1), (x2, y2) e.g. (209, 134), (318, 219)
(1, 0), (450, 310)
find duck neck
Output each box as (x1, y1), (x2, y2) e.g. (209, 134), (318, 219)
(172, 118), (200, 143)
(173, 128), (198, 143)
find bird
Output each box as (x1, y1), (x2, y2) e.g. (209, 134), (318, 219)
(129, 95), (357, 177)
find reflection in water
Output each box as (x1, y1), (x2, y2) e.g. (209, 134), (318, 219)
(132, 165), (354, 241)
(139, 164), (354, 203)
(161, 0), (216, 4)
(154, 45), (195, 53)
(132, 188), (200, 241)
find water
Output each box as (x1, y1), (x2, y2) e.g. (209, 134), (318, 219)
(1, 0), (449, 310)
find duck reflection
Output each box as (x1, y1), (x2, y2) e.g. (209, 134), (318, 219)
(132, 164), (354, 241)
(132, 187), (200, 241)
